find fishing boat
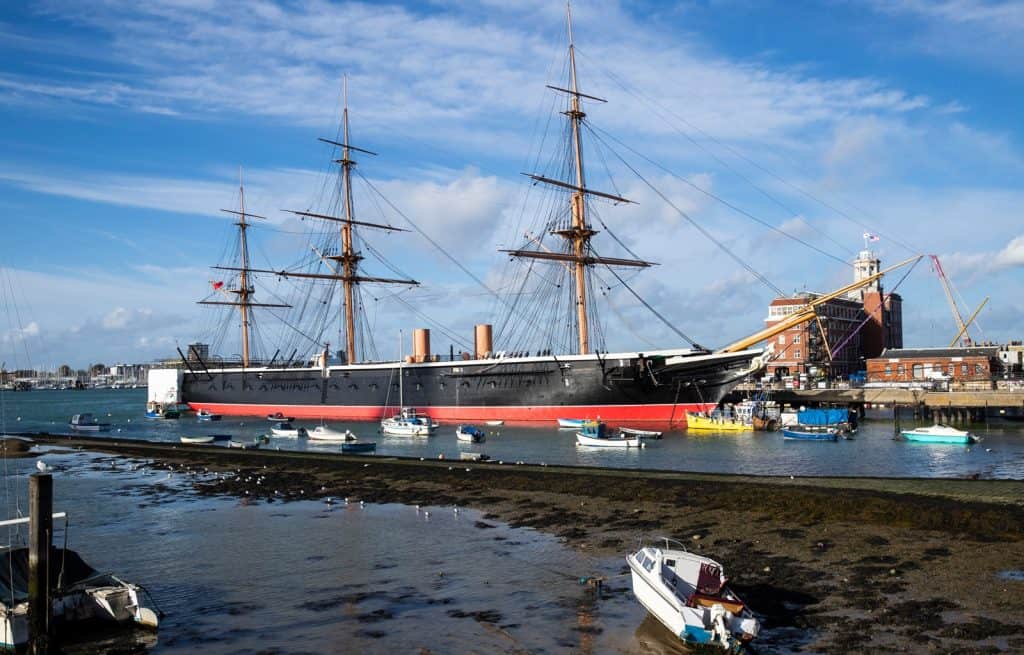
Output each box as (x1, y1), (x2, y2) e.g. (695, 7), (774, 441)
(196, 409), (221, 421)
(144, 402), (179, 419)
(782, 426), (838, 441)
(68, 414), (110, 432)
(456, 425), (486, 443)
(269, 422), (307, 438)
(576, 422), (642, 448)
(557, 418), (588, 429)
(180, 435), (215, 444)
(628, 539), (759, 651)
(619, 427), (663, 439)
(266, 412), (295, 422)
(0, 546), (160, 648)
(901, 425), (976, 444)
(685, 412), (751, 432)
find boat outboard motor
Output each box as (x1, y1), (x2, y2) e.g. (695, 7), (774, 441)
(709, 603), (732, 649)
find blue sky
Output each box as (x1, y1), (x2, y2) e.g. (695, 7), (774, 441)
(1, 0), (1022, 369)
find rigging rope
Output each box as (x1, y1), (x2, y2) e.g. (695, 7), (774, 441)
(584, 127), (785, 297)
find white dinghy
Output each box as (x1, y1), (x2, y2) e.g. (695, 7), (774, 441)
(628, 539), (758, 651)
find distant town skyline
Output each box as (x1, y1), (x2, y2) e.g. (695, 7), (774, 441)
(1, 0), (1022, 369)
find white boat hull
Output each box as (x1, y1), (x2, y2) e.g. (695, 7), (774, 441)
(308, 427), (353, 441)
(576, 432), (642, 448)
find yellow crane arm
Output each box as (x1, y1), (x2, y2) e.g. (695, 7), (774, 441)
(717, 255), (921, 353)
(949, 297), (989, 348)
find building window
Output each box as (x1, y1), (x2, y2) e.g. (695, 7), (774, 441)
(975, 363), (983, 376)
(948, 364), (955, 376)
(897, 364), (905, 376)
(793, 335), (801, 344)
(961, 364), (968, 376)
(912, 363), (924, 379)
(885, 364), (892, 376)
(778, 335), (786, 345)
(794, 350), (801, 358)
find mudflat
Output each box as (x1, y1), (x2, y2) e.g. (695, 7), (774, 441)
(33, 434), (1024, 653)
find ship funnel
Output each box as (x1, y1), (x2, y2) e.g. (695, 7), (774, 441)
(474, 324), (493, 359)
(413, 328), (431, 363)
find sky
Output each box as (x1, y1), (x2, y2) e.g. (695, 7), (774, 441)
(1, 0), (1022, 370)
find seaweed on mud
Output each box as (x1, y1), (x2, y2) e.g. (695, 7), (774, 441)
(938, 616), (1024, 639)
(885, 598), (957, 630)
(446, 609), (503, 623)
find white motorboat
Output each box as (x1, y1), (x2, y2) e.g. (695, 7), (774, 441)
(381, 407), (436, 436)
(68, 414), (110, 432)
(0, 545), (159, 649)
(308, 425), (354, 441)
(557, 418), (587, 429)
(628, 540), (759, 651)
(485, 420), (504, 426)
(269, 422), (307, 438)
(619, 427), (663, 439)
(456, 425), (486, 443)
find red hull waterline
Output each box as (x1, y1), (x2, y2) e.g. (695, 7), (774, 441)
(187, 402), (715, 427)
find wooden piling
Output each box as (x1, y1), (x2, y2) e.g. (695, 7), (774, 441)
(29, 473), (52, 655)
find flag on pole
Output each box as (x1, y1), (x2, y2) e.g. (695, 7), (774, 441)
(862, 232), (880, 242)
(211, 280), (224, 290)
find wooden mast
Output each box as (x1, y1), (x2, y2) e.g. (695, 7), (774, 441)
(278, 79), (418, 364)
(198, 172), (292, 366)
(566, 2), (590, 354)
(237, 169), (253, 366)
(503, 2), (649, 355)
(340, 76), (358, 363)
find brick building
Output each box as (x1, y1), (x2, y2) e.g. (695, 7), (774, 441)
(866, 346), (999, 384)
(764, 249), (903, 380)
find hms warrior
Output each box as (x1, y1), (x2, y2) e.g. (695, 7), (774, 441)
(149, 9), (897, 426)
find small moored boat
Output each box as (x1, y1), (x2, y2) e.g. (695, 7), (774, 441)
(456, 425), (486, 443)
(576, 422), (642, 448)
(68, 414), (110, 432)
(228, 438), (262, 449)
(628, 539), (759, 651)
(180, 435), (215, 444)
(196, 409), (221, 421)
(782, 427), (838, 441)
(270, 422), (307, 438)
(381, 407), (436, 436)
(0, 546), (160, 648)
(619, 427), (663, 439)
(266, 412), (295, 422)
(901, 424), (976, 444)
(341, 440), (376, 453)
(685, 412), (751, 432)
(485, 420), (504, 426)
(557, 418), (587, 429)
(307, 425), (352, 441)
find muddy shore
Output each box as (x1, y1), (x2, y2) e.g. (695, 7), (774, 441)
(32, 434), (1024, 653)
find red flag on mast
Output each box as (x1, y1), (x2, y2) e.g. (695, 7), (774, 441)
(211, 280), (224, 290)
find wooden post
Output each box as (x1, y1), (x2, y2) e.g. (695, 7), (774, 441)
(893, 402), (900, 436)
(29, 473), (52, 655)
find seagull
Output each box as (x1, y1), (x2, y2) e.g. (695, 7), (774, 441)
(453, 506), (460, 514)
(35, 460), (47, 473)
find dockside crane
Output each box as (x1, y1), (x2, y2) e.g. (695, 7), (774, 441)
(929, 255), (987, 347)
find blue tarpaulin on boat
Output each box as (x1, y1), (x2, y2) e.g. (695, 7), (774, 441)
(797, 408), (849, 426)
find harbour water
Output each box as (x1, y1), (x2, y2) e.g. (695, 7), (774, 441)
(4, 388), (1023, 479)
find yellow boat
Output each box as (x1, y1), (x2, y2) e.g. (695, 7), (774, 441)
(685, 412), (752, 432)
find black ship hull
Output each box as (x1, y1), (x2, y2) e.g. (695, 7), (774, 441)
(160, 348), (762, 425)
